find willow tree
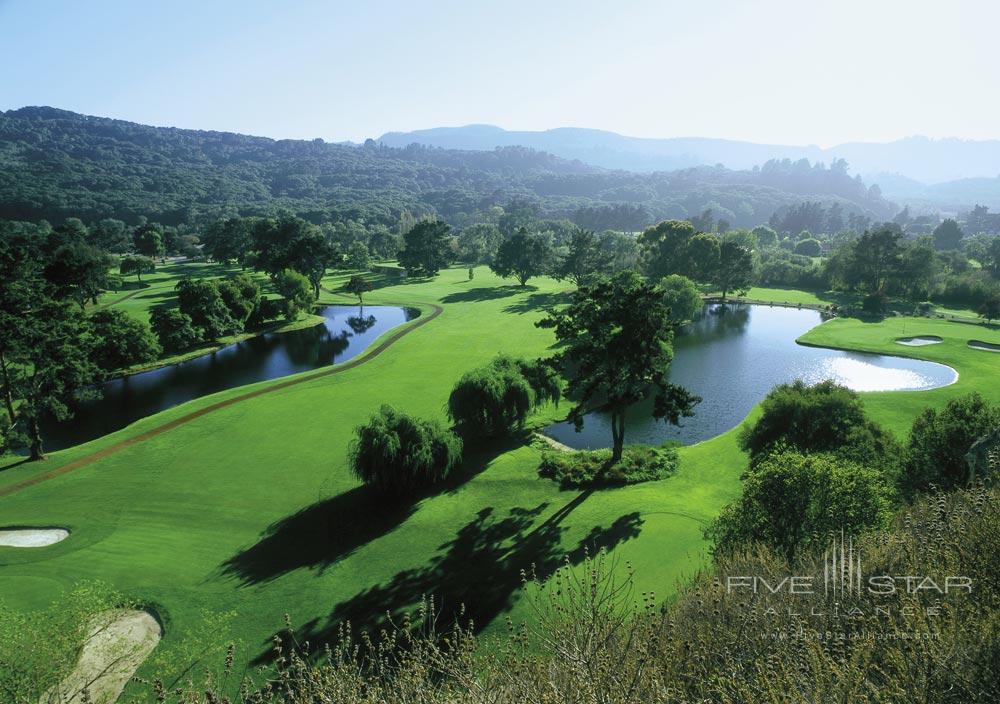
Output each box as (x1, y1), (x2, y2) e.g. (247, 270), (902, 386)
(537, 271), (699, 463)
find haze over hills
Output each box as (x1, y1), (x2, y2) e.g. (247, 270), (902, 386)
(0, 106), (895, 230)
(377, 125), (1000, 209)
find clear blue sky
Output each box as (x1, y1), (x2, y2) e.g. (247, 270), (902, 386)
(1, 0), (996, 145)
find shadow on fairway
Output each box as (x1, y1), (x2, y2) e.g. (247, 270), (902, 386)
(441, 284), (531, 304)
(221, 436), (527, 586)
(502, 290), (572, 314)
(220, 486), (416, 586)
(253, 493), (644, 664)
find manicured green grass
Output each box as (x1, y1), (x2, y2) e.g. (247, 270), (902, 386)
(1, 268), (998, 693)
(91, 260), (246, 321)
(798, 315), (1000, 436)
(0, 266), (742, 686)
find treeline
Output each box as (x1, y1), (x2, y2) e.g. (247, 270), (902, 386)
(752, 219), (1000, 316)
(0, 107), (895, 231)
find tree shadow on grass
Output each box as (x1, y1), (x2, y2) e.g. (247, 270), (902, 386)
(502, 290), (573, 315)
(252, 490), (643, 664)
(219, 486), (417, 586)
(441, 285), (532, 304)
(220, 436), (527, 587)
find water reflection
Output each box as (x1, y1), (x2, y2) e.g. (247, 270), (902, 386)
(547, 304), (957, 449)
(41, 305), (420, 451)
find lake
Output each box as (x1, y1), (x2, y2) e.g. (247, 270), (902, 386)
(545, 304), (957, 450)
(41, 305), (420, 452)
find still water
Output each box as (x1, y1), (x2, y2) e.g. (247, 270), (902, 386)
(41, 305), (420, 451)
(546, 304), (957, 449)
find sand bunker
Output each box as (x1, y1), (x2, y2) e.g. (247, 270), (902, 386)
(969, 340), (1000, 352)
(0, 527), (69, 547)
(895, 335), (943, 346)
(46, 609), (162, 704)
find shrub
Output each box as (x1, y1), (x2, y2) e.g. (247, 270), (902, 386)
(149, 308), (202, 353)
(349, 405), (463, 496)
(538, 442), (678, 488)
(447, 355), (560, 440)
(900, 392), (1000, 497)
(739, 379), (901, 471)
(707, 450), (892, 559)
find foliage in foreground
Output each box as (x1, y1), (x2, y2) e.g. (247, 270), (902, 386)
(53, 481), (995, 703)
(348, 404), (463, 496)
(538, 443), (679, 488)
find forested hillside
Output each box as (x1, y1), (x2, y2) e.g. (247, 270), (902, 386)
(0, 107), (894, 230)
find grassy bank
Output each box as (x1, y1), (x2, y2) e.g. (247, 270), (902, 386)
(1, 268), (998, 694)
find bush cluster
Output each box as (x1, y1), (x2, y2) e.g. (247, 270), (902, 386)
(538, 443), (678, 488)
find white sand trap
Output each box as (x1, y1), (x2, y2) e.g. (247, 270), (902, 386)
(969, 340), (1000, 352)
(45, 609), (162, 704)
(0, 527), (69, 547)
(896, 335), (943, 346)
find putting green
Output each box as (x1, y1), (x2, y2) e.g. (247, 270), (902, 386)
(1, 268), (998, 690)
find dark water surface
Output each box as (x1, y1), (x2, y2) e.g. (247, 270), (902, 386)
(546, 304), (957, 450)
(41, 305), (419, 451)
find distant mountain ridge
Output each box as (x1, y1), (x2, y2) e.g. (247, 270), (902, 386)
(377, 125), (1000, 186)
(0, 107), (894, 229)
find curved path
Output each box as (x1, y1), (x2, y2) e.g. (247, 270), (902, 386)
(0, 303), (443, 499)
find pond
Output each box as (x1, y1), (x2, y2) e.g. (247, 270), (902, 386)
(41, 305), (420, 452)
(545, 304), (957, 450)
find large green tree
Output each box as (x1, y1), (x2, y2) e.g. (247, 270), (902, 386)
(491, 230), (555, 286)
(846, 226), (902, 294)
(119, 255), (155, 283)
(88, 309), (161, 372)
(133, 223), (166, 258)
(554, 228), (603, 285)
(398, 220), (453, 276)
(7, 300), (99, 460)
(538, 271), (699, 463)
(638, 219), (697, 279)
(203, 217), (254, 265)
(43, 241), (113, 308)
(275, 268), (315, 321)
(660, 274), (703, 323)
(252, 215), (331, 297)
(456, 223), (502, 265)
(712, 233), (754, 299)
(933, 218), (965, 251)
(175, 278), (240, 339)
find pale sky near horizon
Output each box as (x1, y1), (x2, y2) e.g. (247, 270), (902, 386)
(1, 0), (997, 146)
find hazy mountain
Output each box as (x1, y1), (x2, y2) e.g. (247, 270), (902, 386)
(873, 172), (1000, 213)
(0, 107), (895, 230)
(377, 126), (1000, 185)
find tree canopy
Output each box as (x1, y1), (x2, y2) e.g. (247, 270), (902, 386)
(538, 271), (699, 462)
